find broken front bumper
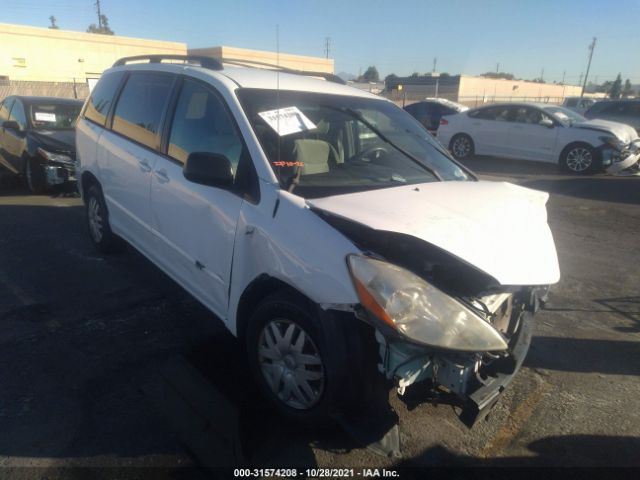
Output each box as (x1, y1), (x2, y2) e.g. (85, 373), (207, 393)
(43, 162), (76, 187)
(603, 139), (640, 174)
(377, 311), (533, 428)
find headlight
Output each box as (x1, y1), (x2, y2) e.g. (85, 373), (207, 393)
(598, 136), (625, 151)
(37, 148), (74, 164)
(348, 255), (508, 352)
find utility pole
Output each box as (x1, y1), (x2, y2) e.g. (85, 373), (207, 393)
(324, 37), (331, 59)
(95, 0), (103, 29)
(540, 67), (544, 82)
(562, 70), (566, 84)
(581, 37), (596, 97)
(578, 72), (583, 86)
(433, 57), (437, 74)
(496, 62), (500, 73)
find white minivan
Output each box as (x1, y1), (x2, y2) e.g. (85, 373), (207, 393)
(76, 55), (560, 427)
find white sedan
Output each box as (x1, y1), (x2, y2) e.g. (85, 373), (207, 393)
(437, 103), (640, 174)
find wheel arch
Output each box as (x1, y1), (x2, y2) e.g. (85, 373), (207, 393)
(80, 170), (100, 201)
(234, 274), (313, 342)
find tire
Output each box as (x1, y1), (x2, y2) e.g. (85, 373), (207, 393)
(560, 143), (596, 174)
(24, 157), (45, 194)
(85, 184), (124, 253)
(246, 290), (357, 426)
(449, 133), (475, 160)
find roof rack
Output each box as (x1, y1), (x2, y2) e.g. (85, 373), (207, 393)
(113, 55), (223, 70)
(221, 58), (346, 85)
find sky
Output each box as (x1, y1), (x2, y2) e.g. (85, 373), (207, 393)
(2, 0), (640, 85)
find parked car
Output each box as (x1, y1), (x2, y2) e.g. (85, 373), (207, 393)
(404, 98), (468, 133)
(0, 95), (83, 192)
(437, 103), (640, 174)
(562, 96), (598, 115)
(76, 55), (560, 427)
(584, 99), (640, 134)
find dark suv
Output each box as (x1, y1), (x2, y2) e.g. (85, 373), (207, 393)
(0, 96), (83, 192)
(584, 99), (640, 134)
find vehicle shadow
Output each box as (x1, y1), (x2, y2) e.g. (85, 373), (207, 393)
(461, 157), (640, 205)
(0, 174), (78, 197)
(525, 335), (640, 376)
(393, 434), (640, 469)
(594, 296), (640, 332)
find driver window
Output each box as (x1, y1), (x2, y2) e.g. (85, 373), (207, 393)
(9, 99), (27, 130)
(168, 79), (243, 177)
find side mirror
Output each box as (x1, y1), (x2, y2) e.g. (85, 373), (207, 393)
(539, 118), (554, 128)
(2, 120), (20, 131)
(183, 152), (234, 188)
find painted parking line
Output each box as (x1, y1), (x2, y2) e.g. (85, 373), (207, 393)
(481, 379), (551, 458)
(0, 271), (36, 306)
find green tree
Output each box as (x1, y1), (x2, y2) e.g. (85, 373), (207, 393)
(480, 71), (515, 80)
(384, 73), (398, 84)
(361, 66), (379, 82)
(622, 78), (633, 97)
(409, 72), (420, 78)
(609, 74), (622, 98)
(48, 15), (59, 29)
(87, 14), (114, 35)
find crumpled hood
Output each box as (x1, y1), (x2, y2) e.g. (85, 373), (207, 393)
(574, 119), (639, 143)
(307, 181), (561, 286)
(30, 129), (76, 153)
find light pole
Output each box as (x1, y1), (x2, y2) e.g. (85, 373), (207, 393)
(432, 72), (440, 98)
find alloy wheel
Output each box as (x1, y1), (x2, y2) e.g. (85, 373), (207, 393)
(257, 318), (324, 410)
(566, 147), (593, 172)
(88, 196), (104, 243)
(452, 136), (471, 158)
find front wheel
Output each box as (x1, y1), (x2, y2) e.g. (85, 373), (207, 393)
(449, 134), (475, 160)
(561, 143), (595, 174)
(25, 158), (45, 194)
(246, 291), (354, 426)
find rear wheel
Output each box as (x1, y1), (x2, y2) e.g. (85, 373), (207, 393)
(449, 133), (475, 160)
(25, 158), (45, 194)
(561, 143), (595, 174)
(85, 185), (123, 253)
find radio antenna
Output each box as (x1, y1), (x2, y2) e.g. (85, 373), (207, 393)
(276, 24), (281, 166)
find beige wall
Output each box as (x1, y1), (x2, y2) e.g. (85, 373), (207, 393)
(0, 23), (187, 83)
(459, 75), (582, 100)
(188, 45), (334, 74)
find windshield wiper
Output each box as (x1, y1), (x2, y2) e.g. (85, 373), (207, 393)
(320, 105), (443, 181)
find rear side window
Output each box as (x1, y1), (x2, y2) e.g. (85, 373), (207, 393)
(167, 79), (243, 174)
(112, 72), (175, 150)
(565, 98), (578, 107)
(84, 71), (125, 126)
(472, 106), (512, 121)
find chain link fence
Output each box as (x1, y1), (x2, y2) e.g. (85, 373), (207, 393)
(0, 80), (89, 101)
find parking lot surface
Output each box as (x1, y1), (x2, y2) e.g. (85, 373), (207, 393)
(1, 158), (639, 476)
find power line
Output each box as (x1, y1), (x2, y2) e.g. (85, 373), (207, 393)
(581, 37), (596, 97)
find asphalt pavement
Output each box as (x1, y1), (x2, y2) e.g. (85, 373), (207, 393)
(0, 158), (639, 477)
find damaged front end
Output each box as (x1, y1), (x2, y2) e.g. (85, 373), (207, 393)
(318, 211), (553, 427)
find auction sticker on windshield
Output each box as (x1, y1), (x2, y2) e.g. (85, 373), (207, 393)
(258, 106), (316, 136)
(34, 112), (57, 122)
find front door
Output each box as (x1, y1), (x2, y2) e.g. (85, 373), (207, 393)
(150, 78), (247, 318)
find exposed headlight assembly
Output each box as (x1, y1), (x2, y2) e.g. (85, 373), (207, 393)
(598, 136), (626, 151)
(348, 255), (508, 352)
(37, 148), (74, 165)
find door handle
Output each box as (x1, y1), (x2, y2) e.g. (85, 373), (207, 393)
(154, 168), (169, 183)
(138, 158), (152, 172)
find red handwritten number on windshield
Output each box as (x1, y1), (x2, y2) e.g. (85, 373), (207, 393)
(273, 161), (305, 167)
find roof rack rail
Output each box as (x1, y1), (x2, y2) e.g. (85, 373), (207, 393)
(113, 55), (223, 70)
(221, 58), (346, 85)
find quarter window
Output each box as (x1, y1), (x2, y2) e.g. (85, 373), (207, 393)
(84, 71), (125, 126)
(167, 79), (243, 175)
(112, 72), (174, 150)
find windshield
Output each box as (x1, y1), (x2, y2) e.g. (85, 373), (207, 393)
(543, 106), (586, 126)
(28, 102), (82, 130)
(237, 89), (470, 198)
